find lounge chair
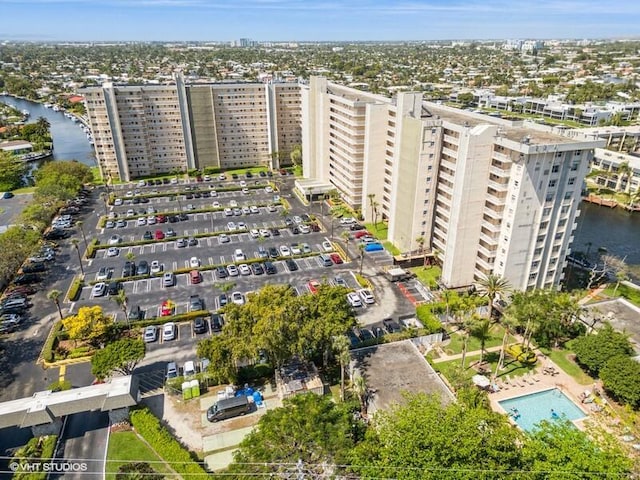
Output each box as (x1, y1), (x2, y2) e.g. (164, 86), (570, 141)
(526, 374), (535, 385)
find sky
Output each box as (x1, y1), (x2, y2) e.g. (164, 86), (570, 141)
(0, 0), (639, 42)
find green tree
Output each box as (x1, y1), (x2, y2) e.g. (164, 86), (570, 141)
(91, 338), (145, 380)
(350, 393), (523, 480)
(20, 202), (59, 229)
(289, 144), (302, 167)
(227, 394), (363, 478)
(333, 335), (351, 402)
(600, 355), (640, 408)
(112, 290), (129, 322)
(573, 323), (634, 376)
(521, 419), (632, 478)
(196, 334), (237, 384)
(467, 317), (491, 362)
(0, 150), (28, 191)
(0, 226), (41, 284)
(457, 92), (474, 106)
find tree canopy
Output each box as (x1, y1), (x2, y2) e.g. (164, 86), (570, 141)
(0, 150), (28, 191)
(91, 338), (145, 380)
(227, 393), (363, 479)
(33, 160), (93, 202)
(573, 323), (634, 377)
(62, 305), (112, 345)
(599, 355), (640, 408)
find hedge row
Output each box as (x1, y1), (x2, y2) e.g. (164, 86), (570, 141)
(130, 309), (208, 329)
(85, 238), (99, 258)
(110, 182), (271, 204)
(11, 435), (58, 480)
(42, 320), (63, 363)
(67, 278), (83, 301)
(130, 408), (209, 477)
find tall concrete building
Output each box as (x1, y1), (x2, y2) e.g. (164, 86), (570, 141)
(82, 76), (301, 181)
(302, 77), (604, 290)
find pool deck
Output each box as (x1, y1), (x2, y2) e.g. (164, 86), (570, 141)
(487, 355), (597, 428)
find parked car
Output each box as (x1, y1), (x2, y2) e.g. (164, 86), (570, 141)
(13, 274), (41, 285)
(358, 289), (375, 304)
(347, 292), (362, 307)
(163, 322), (176, 341)
(231, 291), (245, 305)
(107, 281), (122, 295)
(143, 325), (157, 342)
(193, 316), (208, 334)
(162, 272), (175, 287)
(136, 260), (150, 276)
(189, 295), (204, 311)
(129, 306), (145, 322)
(92, 282), (107, 297)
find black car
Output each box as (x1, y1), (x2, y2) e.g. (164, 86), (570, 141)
(140, 197), (150, 204)
(211, 313), (224, 332)
(44, 229), (69, 240)
(285, 259), (298, 272)
(190, 294), (204, 311)
(107, 281), (122, 295)
(3, 192), (14, 199)
(13, 274), (41, 285)
(245, 171), (253, 178)
(162, 178), (170, 184)
(301, 214), (310, 222)
(136, 260), (150, 276)
(251, 263), (264, 275)
(270, 228), (281, 236)
(128, 305), (145, 321)
(143, 231), (153, 240)
(188, 237), (198, 246)
(268, 247), (279, 259)
(178, 213), (189, 221)
(267, 171), (273, 177)
(373, 326), (385, 338)
(218, 293), (228, 308)
(216, 266), (228, 278)
(193, 316), (208, 334)
(383, 318), (403, 334)
(21, 262), (46, 273)
(168, 215), (179, 223)
(259, 171), (266, 177)
(264, 261), (277, 275)
(185, 193), (194, 200)
(350, 223), (365, 231)
(193, 192), (202, 199)
(132, 197), (140, 204)
(231, 173), (239, 179)
(361, 328), (375, 341)
(290, 226), (299, 235)
(122, 261), (136, 277)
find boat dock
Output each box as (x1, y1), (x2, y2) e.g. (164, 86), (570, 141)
(583, 194), (618, 208)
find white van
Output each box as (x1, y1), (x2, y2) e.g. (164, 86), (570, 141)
(183, 361), (196, 377)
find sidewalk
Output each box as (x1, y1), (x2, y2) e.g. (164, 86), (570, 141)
(432, 344), (504, 364)
(578, 284), (608, 305)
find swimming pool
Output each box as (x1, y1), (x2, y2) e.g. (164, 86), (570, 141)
(498, 388), (586, 432)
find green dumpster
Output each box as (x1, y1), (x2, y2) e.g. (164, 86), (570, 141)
(182, 381), (192, 400)
(190, 379), (200, 398)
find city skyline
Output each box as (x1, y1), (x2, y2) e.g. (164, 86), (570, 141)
(1, 0), (639, 42)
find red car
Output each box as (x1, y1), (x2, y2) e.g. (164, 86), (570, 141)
(155, 229), (165, 240)
(307, 280), (320, 294)
(354, 231), (371, 239)
(156, 214), (166, 223)
(160, 300), (175, 316)
(330, 253), (343, 264)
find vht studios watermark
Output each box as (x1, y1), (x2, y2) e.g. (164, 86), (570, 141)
(9, 461), (88, 473)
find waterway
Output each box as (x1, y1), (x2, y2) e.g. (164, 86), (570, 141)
(2, 95), (639, 273)
(0, 94), (95, 166)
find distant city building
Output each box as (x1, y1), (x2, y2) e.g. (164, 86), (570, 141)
(302, 77), (603, 290)
(589, 148), (640, 196)
(81, 75), (301, 181)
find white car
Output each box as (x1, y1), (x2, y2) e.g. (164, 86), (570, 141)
(293, 216), (303, 224)
(242, 188), (250, 195)
(136, 217), (147, 226)
(291, 244), (302, 255)
(137, 180), (146, 187)
(238, 264), (251, 276)
(114, 198), (123, 206)
(233, 249), (246, 262)
(106, 247), (120, 257)
(224, 207), (233, 216)
(299, 224), (311, 234)
(96, 267), (110, 282)
(150, 260), (162, 274)
(147, 215), (156, 225)
(170, 177), (178, 184)
(279, 245), (291, 257)
(242, 206), (251, 215)
(126, 209), (135, 217)
(209, 190), (217, 198)
(218, 174), (226, 181)
(347, 292), (362, 308)
(227, 264), (239, 277)
(340, 217), (357, 225)
(265, 186), (273, 193)
(239, 180), (247, 187)
(92, 282), (107, 297)
(250, 229), (260, 238)
(259, 228), (271, 237)
(105, 220), (115, 229)
(189, 257), (201, 268)
(212, 201), (221, 208)
(230, 200), (238, 207)
(301, 243), (311, 253)
(250, 205), (260, 214)
(358, 289), (375, 304)
(237, 222), (246, 230)
(267, 204), (277, 212)
(231, 291), (245, 305)
(219, 234), (230, 243)
(162, 322), (176, 341)
(147, 206), (156, 214)
(108, 235), (122, 245)
(227, 221), (237, 231)
(322, 241), (333, 252)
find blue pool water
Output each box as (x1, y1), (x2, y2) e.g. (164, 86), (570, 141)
(498, 388), (586, 432)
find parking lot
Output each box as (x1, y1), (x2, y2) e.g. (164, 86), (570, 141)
(73, 175), (388, 349)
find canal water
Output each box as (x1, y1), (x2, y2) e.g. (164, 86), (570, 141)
(0, 94), (95, 166)
(2, 95), (639, 273)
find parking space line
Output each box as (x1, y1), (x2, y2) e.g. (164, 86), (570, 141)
(172, 261), (178, 271)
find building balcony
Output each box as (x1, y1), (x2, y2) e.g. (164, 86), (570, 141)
(489, 166), (510, 178)
(481, 220), (502, 233)
(483, 207), (502, 220)
(442, 146), (458, 158)
(487, 179), (509, 191)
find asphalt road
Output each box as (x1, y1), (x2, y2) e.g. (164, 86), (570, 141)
(50, 411), (109, 479)
(0, 192), (34, 232)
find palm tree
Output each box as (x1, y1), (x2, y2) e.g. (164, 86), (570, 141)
(476, 274), (510, 321)
(352, 375), (368, 416)
(47, 289), (63, 320)
(333, 335), (351, 401)
(367, 193), (376, 224)
(614, 162), (632, 193)
(76, 220), (88, 249)
(35, 116), (50, 137)
(125, 251), (136, 262)
(112, 290), (129, 323)
(340, 230), (351, 253)
(70, 238), (84, 275)
(358, 243), (365, 275)
(467, 317), (491, 363)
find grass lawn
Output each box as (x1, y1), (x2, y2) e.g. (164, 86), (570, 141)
(411, 265), (441, 288)
(444, 325), (514, 355)
(106, 430), (174, 480)
(90, 166), (103, 184)
(382, 241), (401, 256)
(603, 283), (640, 307)
(11, 186), (36, 194)
(433, 351), (534, 384)
(364, 222), (388, 240)
(540, 345), (594, 386)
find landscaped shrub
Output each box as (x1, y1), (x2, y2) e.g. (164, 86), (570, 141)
(42, 320), (63, 363)
(130, 408), (208, 477)
(573, 323), (634, 376)
(48, 379), (72, 392)
(67, 278), (83, 301)
(600, 355), (640, 408)
(11, 435), (58, 480)
(238, 363), (274, 383)
(85, 238), (99, 258)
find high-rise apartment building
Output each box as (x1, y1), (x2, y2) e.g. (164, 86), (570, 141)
(82, 76), (301, 181)
(302, 77), (604, 290)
